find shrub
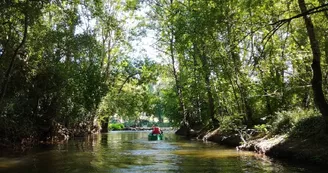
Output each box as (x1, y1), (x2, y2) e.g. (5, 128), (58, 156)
(290, 116), (325, 138)
(109, 123), (125, 130)
(154, 122), (172, 127)
(271, 113), (293, 134)
(254, 124), (271, 134)
(271, 108), (321, 136)
(219, 115), (244, 132)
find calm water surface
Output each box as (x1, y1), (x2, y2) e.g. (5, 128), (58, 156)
(0, 131), (325, 173)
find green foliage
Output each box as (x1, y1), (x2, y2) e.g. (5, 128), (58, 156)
(254, 124), (271, 134)
(109, 123), (125, 130)
(97, 59), (162, 123)
(0, 0), (124, 143)
(290, 116), (325, 139)
(2, 0), (328, 146)
(154, 122), (172, 127)
(219, 115), (244, 132)
(146, 0), (328, 134)
(160, 87), (180, 127)
(271, 108), (319, 135)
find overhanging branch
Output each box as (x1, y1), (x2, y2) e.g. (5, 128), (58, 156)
(270, 3), (328, 26)
(255, 3), (328, 67)
(117, 72), (140, 94)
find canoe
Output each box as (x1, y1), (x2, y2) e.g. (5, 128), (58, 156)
(148, 133), (164, 140)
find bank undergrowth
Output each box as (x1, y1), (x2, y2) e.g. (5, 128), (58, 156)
(206, 108), (328, 165)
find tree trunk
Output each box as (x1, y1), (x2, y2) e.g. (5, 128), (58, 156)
(168, 26), (189, 135)
(199, 53), (219, 127)
(298, 0), (328, 126)
(101, 117), (109, 133)
(0, 11), (28, 109)
(170, 35), (189, 129)
(237, 82), (254, 127)
(105, 37), (112, 79)
(192, 51), (202, 122)
(318, 0), (328, 89)
(259, 69), (273, 115)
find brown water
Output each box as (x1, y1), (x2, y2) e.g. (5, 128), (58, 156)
(0, 131), (324, 173)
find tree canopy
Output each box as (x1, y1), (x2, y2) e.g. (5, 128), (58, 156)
(1, 0), (328, 144)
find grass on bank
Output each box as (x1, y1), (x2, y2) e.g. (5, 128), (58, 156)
(268, 108), (325, 138)
(215, 108), (328, 165)
(215, 107), (327, 145)
(265, 108), (328, 165)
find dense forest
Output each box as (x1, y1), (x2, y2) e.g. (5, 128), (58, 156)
(1, 0), (328, 149)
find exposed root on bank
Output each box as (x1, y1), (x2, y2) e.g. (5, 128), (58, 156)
(236, 135), (287, 154)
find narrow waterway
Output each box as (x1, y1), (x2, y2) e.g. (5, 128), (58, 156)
(0, 131), (324, 173)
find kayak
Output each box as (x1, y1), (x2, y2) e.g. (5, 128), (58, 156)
(148, 133), (164, 140)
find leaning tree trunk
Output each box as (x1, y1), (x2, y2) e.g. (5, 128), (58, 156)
(298, 0), (328, 127)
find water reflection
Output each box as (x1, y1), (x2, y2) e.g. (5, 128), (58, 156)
(0, 131), (325, 173)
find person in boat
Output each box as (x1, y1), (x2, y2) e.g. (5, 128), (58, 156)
(152, 125), (163, 134)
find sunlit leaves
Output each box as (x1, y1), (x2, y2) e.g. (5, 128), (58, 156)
(144, 0), (328, 129)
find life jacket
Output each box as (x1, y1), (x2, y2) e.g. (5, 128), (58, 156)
(152, 127), (161, 134)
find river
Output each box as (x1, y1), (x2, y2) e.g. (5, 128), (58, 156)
(0, 131), (325, 173)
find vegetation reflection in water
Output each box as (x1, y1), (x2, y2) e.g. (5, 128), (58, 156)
(0, 131), (325, 173)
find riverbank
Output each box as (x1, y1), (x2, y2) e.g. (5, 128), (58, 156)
(172, 110), (328, 166)
(196, 125), (328, 166)
(237, 134), (328, 165)
(0, 121), (100, 152)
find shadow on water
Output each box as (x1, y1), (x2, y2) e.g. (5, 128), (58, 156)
(0, 131), (327, 173)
